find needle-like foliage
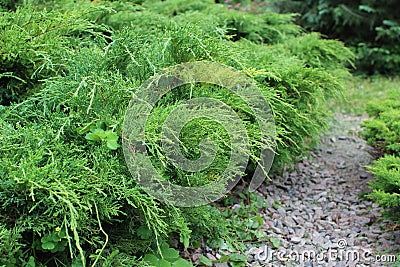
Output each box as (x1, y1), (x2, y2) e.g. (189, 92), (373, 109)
(0, 0), (353, 265)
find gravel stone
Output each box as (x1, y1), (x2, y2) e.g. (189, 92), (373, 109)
(290, 236), (302, 244)
(215, 114), (400, 266)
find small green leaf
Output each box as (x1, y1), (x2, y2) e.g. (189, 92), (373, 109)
(229, 253), (247, 262)
(192, 240), (201, 249)
(269, 237), (281, 248)
(160, 243), (179, 260)
(144, 254), (160, 266)
(106, 139), (120, 150)
(199, 255), (212, 266)
(171, 258), (193, 267)
(51, 239), (67, 253)
(230, 261), (245, 267)
(208, 238), (225, 249)
(137, 226), (152, 239)
(49, 232), (61, 242)
(41, 236), (50, 243)
(85, 132), (102, 142)
(359, 5), (375, 13)
(104, 130), (118, 140)
(255, 229), (267, 239)
(41, 241), (55, 250)
(159, 259), (172, 267)
(255, 215), (264, 226)
(214, 255), (229, 263)
(180, 232), (190, 249)
(85, 128), (120, 149)
(77, 121), (95, 134)
(57, 228), (67, 239)
(25, 256), (35, 267)
(238, 192), (246, 200)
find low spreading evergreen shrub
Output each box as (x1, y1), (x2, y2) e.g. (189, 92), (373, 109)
(362, 89), (400, 222)
(298, 0), (400, 75)
(362, 90), (400, 155)
(232, 0), (400, 75)
(0, 5), (108, 106)
(0, 0), (353, 265)
(367, 155), (400, 220)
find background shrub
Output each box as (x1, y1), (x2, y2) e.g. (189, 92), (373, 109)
(282, 0), (400, 75)
(361, 89), (400, 222)
(223, 0), (400, 75)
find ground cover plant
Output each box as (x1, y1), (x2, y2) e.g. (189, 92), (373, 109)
(0, 0), (353, 265)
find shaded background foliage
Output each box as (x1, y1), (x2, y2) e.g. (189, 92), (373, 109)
(222, 0), (400, 75)
(282, 0), (400, 75)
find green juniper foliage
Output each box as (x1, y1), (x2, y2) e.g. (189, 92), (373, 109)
(367, 156), (400, 209)
(362, 89), (400, 222)
(0, 0), (353, 265)
(267, 0), (400, 75)
(362, 90), (400, 155)
(0, 5), (109, 106)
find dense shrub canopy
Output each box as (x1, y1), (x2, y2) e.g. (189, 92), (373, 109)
(272, 0), (400, 75)
(361, 89), (400, 222)
(0, 0), (353, 265)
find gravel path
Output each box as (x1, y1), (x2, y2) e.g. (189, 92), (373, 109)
(186, 113), (400, 266)
(245, 113), (400, 266)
